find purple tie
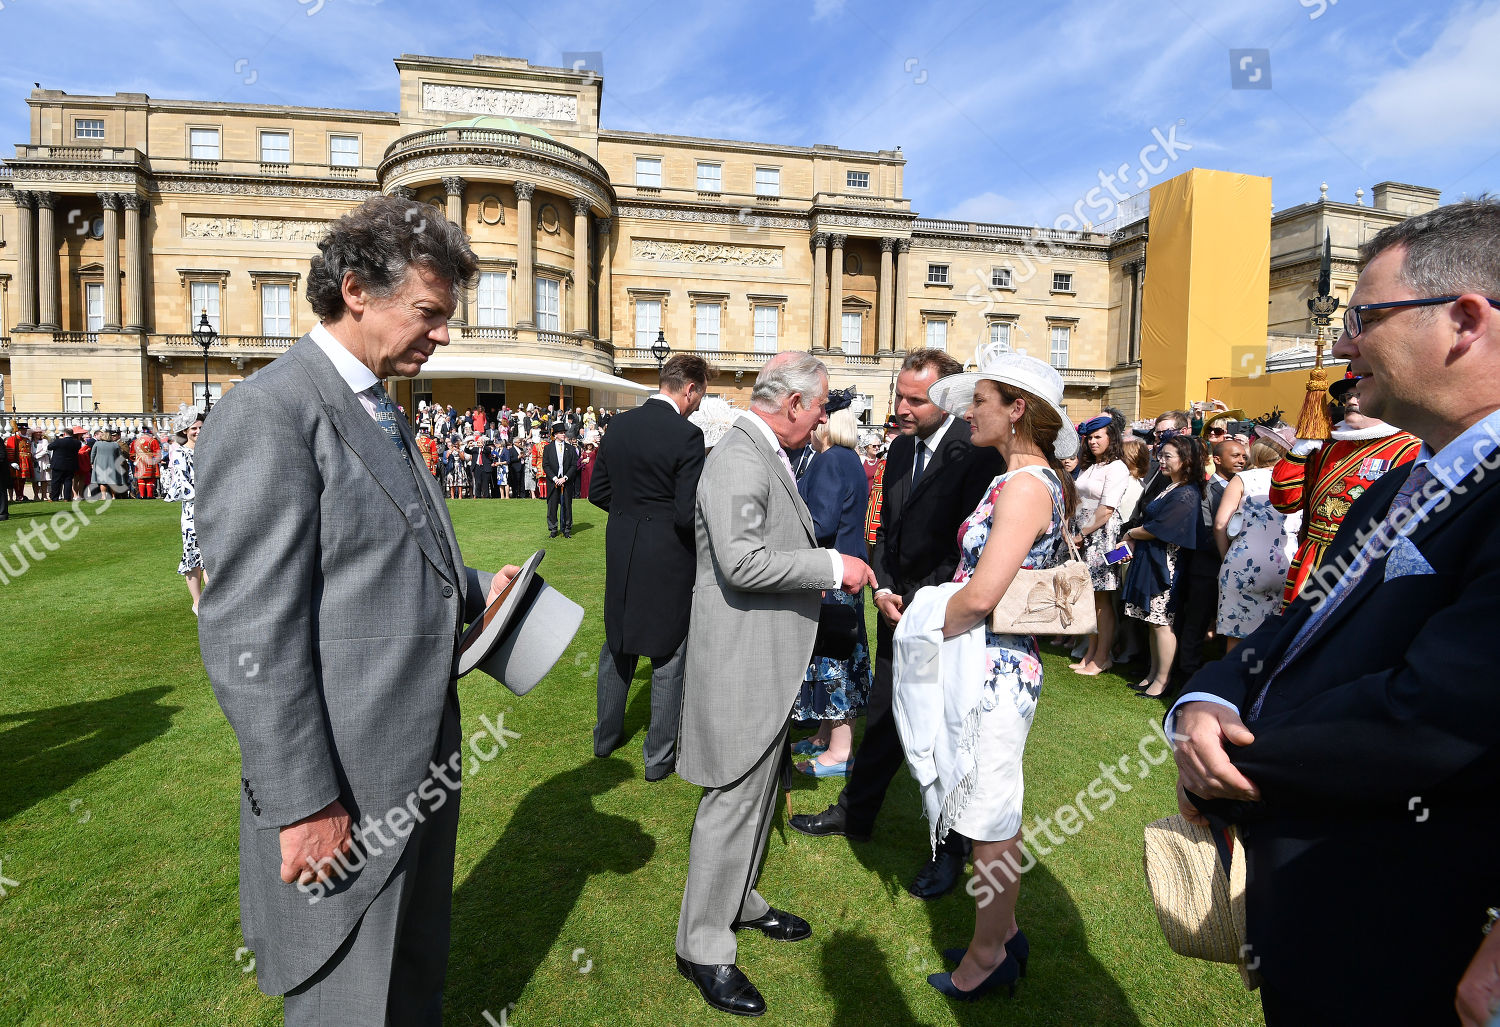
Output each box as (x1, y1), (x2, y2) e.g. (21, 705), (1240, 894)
(1249, 462), (1433, 720)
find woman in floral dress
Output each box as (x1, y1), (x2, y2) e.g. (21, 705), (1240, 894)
(162, 413), (205, 614)
(1214, 442), (1300, 647)
(917, 351), (1078, 1002)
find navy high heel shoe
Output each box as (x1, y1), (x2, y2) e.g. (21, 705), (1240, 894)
(943, 930), (1030, 977)
(927, 953), (1021, 1001)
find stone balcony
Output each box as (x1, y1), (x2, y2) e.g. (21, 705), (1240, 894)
(378, 127), (614, 212)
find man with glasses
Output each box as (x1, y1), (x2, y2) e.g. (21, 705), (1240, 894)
(1169, 197), (1500, 1024)
(1270, 370), (1419, 606)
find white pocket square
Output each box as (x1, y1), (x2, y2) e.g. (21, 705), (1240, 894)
(1384, 536), (1436, 581)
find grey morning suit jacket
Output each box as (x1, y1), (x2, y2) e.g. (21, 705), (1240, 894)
(196, 335), (493, 995)
(677, 416), (838, 788)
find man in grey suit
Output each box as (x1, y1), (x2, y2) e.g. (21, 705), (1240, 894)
(675, 351), (876, 1016)
(196, 195), (519, 1025)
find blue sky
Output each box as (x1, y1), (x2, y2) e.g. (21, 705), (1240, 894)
(1, 0), (1495, 226)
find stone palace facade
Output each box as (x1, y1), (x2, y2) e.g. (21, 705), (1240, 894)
(0, 53), (1442, 429)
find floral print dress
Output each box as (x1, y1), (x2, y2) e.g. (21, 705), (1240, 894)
(1217, 466), (1298, 639)
(162, 445), (200, 574)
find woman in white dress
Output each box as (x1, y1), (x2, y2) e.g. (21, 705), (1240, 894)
(162, 414), (205, 614)
(1214, 441), (1301, 648)
(1068, 416), (1129, 675)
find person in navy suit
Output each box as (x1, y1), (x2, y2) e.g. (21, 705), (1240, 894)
(1171, 198), (1500, 1025)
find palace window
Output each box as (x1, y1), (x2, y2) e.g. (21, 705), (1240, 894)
(841, 311), (862, 355)
(927, 264), (950, 285)
(190, 281), (221, 332)
(925, 319), (948, 351)
(193, 382), (223, 407)
(755, 167), (780, 197)
(189, 128), (220, 160)
(261, 283), (292, 336)
(989, 320), (1012, 350)
(412, 378), (434, 407)
(329, 135), (359, 167)
(85, 283), (104, 337)
(635, 157), (662, 188)
(477, 271), (509, 327)
(260, 131), (290, 165)
(696, 162), (722, 193)
(846, 170), (870, 189)
(1051, 271), (1074, 293)
(753, 304), (778, 353)
(1049, 325), (1071, 368)
(536, 278), (561, 332)
(63, 379), (93, 413)
(75, 118), (105, 140)
(634, 298), (662, 347)
(992, 267), (1012, 289)
(695, 301), (721, 351)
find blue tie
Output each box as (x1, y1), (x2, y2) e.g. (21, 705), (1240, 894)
(369, 383), (411, 465)
(1249, 462), (1433, 720)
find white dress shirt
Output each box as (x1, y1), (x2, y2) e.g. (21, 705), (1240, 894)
(553, 440), (568, 480)
(650, 393), (681, 415)
(745, 412), (842, 588)
(311, 322), (380, 420)
(875, 415), (956, 598)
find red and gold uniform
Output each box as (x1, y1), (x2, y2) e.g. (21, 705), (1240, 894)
(1270, 424), (1421, 606)
(416, 433), (439, 476)
(530, 441), (547, 499)
(6, 431), (34, 484)
(133, 433), (162, 498)
(863, 457), (886, 550)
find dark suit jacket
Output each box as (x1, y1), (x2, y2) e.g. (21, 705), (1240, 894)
(797, 444), (869, 560)
(1185, 457), (1500, 1020)
(541, 439), (580, 493)
(589, 398), (705, 658)
(49, 434), (82, 475)
(872, 420), (1005, 604)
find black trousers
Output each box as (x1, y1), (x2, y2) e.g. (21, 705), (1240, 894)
(836, 615), (966, 856)
(49, 474), (74, 501)
(472, 466), (493, 499)
(1173, 566), (1221, 678)
(546, 486), (572, 533)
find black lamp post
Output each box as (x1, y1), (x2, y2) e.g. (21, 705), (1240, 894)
(192, 309), (218, 412)
(650, 327), (671, 373)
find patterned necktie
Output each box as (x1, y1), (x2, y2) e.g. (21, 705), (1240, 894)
(1249, 461), (1434, 720)
(912, 442), (928, 489)
(369, 383), (411, 465)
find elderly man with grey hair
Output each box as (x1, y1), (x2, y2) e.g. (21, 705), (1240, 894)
(675, 350), (876, 1016)
(196, 194), (521, 1025)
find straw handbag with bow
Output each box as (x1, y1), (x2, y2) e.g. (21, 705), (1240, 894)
(988, 467), (1096, 635)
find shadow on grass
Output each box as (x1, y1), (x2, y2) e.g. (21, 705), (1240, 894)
(0, 686), (180, 822)
(822, 930), (927, 1027)
(446, 757), (655, 1016)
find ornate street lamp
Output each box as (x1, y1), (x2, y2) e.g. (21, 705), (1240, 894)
(650, 327), (672, 373)
(193, 309), (218, 412)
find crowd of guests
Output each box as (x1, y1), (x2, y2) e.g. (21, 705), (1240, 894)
(408, 400), (609, 501)
(2, 419), (195, 508)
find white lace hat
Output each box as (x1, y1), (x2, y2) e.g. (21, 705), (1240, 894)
(927, 344), (1079, 460)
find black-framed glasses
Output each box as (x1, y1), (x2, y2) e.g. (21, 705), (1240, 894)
(1343, 295), (1500, 338)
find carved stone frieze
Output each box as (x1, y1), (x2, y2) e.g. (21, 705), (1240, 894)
(156, 178), (378, 201)
(631, 237), (783, 269)
(614, 203), (808, 232)
(908, 235), (1108, 260)
(9, 166), (139, 186)
(384, 151), (609, 210)
(421, 83), (578, 123)
(183, 215), (333, 243)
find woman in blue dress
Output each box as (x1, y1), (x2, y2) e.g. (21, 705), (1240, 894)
(916, 350), (1078, 1002)
(791, 390), (872, 776)
(1120, 434), (1203, 697)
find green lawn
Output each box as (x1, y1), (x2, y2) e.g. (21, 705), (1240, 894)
(0, 498), (1262, 1026)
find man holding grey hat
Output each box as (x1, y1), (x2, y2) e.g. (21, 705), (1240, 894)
(196, 195), (523, 1025)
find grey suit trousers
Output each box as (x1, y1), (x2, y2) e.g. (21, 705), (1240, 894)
(676, 725), (787, 965)
(594, 639), (686, 776)
(283, 704), (460, 1026)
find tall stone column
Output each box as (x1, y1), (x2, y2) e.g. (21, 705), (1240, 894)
(99, 192), (123, 331)
(810, 232), (829, 350)
(122, 194), (145, 331)
(877, 237), (895, 355)
(14, 191), (37, 330)
(596, 216), (612, 342)
(827, 234), (846, 352)
(442, 177), (468, 325)
(35, 191), (60, 330)
(893, 238), (912, 354)
(571, 197), (591, 336)
(514, 181), (535, 328)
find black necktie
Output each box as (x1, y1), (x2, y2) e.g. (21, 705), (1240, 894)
(912, 442), (928, 489)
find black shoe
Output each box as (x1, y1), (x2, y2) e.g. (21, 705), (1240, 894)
(732, 907), (811, 942)
(927, 953), (1021, 1001)
(676, 955), (766, 1017)
(549, 530), (559, 538)
(943, 930), (1030, 977)
(788, 804), (871, 843)
(909, 849), (965, 900)
(563, 531), (572, 538)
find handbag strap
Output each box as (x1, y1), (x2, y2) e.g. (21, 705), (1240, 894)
(1008, 464), (1082, 564)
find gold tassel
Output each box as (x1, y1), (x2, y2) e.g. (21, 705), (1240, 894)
(1296, 367), (1333, 440)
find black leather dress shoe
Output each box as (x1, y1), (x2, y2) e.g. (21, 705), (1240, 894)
(732, 907), (811, 942)
(909, 849), (966, 900)
(788, 804), (871, 842)
(549, 530), (559, 538)
(676, 955), (766, 1017)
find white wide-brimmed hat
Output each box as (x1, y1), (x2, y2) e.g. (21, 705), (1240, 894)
(928, 344), (1079, 460)
(688, 396), (739, 449)
(456, 550), (583, 695)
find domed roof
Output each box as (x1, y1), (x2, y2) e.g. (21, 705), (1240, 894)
(442, 116), (556, 142)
